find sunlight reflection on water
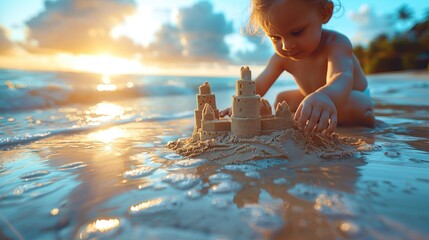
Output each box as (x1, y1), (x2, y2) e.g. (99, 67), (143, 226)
(1, 73), (429, 239)
(88, 127), (125, 143)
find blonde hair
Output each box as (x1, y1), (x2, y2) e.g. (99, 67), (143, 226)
(247, 0), (340, 36)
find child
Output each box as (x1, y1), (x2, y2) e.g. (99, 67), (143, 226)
(220, 0), (375, 134)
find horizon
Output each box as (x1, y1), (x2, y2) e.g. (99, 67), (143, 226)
(0, 0), (428, 76)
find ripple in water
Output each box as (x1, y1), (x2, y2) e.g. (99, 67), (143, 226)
(313, 193), (355, 215)
(0, 180), (54, 202)
(59, 162), (87, 170)
(129, 197), (182, 215)
(208, 173), (233, 183)
(224, 164), (259, 172)
(130, 152), (152, 160)
(211, 198), (231, 209)
(288, 184), (357, 216)
(130, 152), (153, 163)
(273, 178), (288, 185)
(78, 217), (129, 240)
(357, 143), (382, 151)
(130, 152), (160, 168)
(209, 181), (242, 194)
(241, 205), (284, 232)
(288, 183), (325, 201)
(163, 153), (184, 160)
(384, 151), (401, 157)
(123, 166), (157, 179)
(151, 182), (169, 190)
(162, 173), (201, 190)
(133, 143), (155, 148)
(185, 189), (202, 200)
(251, 159), (286, 168)
(20, 170), (50, 180)
(245, 171), (261, 179)
(171, 158), (206, 168)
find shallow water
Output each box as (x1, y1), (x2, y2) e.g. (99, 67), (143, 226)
(0, 70), (428, 239)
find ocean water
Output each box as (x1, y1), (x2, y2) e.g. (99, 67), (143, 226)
(0, 69), (428, 239)
(0, 69), (242, 147)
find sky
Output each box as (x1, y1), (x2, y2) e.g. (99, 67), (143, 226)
(0, 0), (428, 76)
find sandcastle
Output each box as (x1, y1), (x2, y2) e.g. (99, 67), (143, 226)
(192, 66), (294, 141)
(167, 66), (367, 164)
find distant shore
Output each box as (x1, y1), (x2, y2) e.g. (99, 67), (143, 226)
(368, 69), (429, 80)
(1, 67), (428, 79)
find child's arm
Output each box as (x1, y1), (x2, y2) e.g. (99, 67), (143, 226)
(255, 54), (284, 97)
(295, 34), (354, 134)
(317, 35), (354, 108)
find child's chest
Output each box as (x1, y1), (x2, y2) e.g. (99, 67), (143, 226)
(284, 57), (328, 95)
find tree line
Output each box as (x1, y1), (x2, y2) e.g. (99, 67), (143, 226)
(353, 6), (429, 73)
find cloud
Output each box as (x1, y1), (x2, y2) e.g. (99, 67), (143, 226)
(235, 34), (273, 64)
(177, 1), (233, 60)
(0, 26), (14, 55)
(25, 0), (142, 56)
(146, 1), (234, 63)
(348, 4), (394, 45)
(145, 24), (183, 61)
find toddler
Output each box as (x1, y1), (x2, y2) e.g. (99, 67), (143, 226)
(220, 0), (375, 134)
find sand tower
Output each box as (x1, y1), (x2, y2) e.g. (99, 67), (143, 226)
(231, 66), (261, 138)
(192, 82), (219, 141)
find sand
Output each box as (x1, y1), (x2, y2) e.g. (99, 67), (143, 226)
(167, 127), (368, 165)
(2, 71), (428, 240)
(171, 66), (370, 165)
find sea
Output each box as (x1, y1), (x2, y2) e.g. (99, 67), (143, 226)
(0, 68), (428, 239)
(0, 69), (242, 147)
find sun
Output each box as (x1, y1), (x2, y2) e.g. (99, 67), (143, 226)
(56, 53), (146, 75)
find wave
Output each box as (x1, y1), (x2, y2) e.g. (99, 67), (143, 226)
(0, 110), (193, 149)
(0, 69), (238, 112)
(0, 84), (198, 112)
(0, 69), (292, 112)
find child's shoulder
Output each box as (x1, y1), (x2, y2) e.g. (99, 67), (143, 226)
(323, 29), (353, 50)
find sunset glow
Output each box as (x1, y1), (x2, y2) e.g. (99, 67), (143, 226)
(97, 74), (118, 92)
(56, 54), (145, 75)
(89, 127), (126, 144)
(92, 103), (125, 120)
(0, 0), (428, 75)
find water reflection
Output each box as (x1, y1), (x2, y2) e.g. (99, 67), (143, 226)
(91, 103), (125, 122)
(87, 218), (120, 233)
(1, 116), (429, 239)
(78, 218), (122, 240)
(88, 127), (125, 144)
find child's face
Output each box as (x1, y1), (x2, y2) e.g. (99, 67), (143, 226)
(262, 0), (327, 60)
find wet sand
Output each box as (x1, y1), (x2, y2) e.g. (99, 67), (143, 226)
(167, 128), (369, 165)
(1, 71), (429, 239)
(1, 116), (428, 239)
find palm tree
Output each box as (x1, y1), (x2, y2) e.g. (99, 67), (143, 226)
(396, 5), (414, 25)
(392, 5), (414, 41)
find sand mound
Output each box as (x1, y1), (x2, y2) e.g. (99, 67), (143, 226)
(167, 128), (367, 165)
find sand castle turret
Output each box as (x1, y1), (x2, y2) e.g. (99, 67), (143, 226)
(193, 81), (220, 141)
(260, 98), (273, 118)
(231, 66), (261, 138)
(276, 101), (294, 129)
(199, 103), (231, 140)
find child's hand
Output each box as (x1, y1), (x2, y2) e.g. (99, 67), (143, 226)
(219, 107), (232, 117)
(294, 92), (337, 134)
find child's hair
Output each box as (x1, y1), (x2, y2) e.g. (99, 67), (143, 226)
(247, 0), (341, 36)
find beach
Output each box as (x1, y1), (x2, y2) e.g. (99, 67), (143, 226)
(1, 69), (429, 239)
